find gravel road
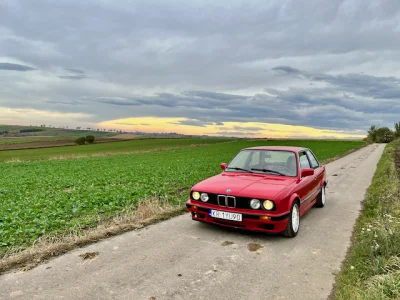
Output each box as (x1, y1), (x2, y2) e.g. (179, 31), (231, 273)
(0, 144), (386, 300)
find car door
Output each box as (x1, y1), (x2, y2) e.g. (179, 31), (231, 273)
(297, 151), (315, 214)
(306, 149), (324, 192)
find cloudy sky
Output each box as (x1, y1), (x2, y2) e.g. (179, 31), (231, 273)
(1, 0), (400, 138)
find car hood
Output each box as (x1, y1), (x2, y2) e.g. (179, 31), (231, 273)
(192, 172), (296, 200)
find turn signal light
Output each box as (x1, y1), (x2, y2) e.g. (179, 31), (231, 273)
(260, 216), (271, 220)
(193, 206), (198, 210)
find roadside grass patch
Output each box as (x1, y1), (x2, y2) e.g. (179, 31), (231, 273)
(333, 142), (400, 300)
(0, 139), (365, 271)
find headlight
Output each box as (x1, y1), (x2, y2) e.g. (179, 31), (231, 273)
(192, 191), (200, 200)
(200, 193), (209, 202)
(250, 199), (261, 209)
(263, 200), (275, 210)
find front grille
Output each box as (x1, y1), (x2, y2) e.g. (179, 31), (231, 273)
(207, 193), (251, 209)
(217, 195), (236, 208)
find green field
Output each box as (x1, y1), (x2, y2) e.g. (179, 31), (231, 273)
(0, 124), (119, 137)
(0, 139), (365, 257)
(0, 138), (231, 162)
(333, 142), (400, 300)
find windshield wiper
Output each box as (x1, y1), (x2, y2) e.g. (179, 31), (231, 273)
(226, 167), (254, 173)
(251, 168), (285, 176)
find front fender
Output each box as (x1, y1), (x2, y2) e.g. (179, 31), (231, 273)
(286, 193), (300, 213)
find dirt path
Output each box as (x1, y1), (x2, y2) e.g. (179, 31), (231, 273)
(0, 144), (386, 300)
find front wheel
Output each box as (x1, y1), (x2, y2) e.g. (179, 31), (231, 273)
(283, 202), (300, 238)
(314, 185), (326, 208)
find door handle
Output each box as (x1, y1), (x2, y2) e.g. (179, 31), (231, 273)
(314, 176), (317, 181)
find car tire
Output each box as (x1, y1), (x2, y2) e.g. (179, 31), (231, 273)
(314, 185), (326, 208)
(283, 201), (300, 238)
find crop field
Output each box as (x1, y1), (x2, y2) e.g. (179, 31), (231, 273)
(0, 137), (231, 162)
(0, 125), (119, 138)
(0, 139), (365, 257)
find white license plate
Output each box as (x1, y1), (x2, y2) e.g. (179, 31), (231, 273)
(210, 210), (242, 222)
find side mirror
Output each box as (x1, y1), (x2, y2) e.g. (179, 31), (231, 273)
(220, 163), (227, 170)
(301, 168), (315, 178)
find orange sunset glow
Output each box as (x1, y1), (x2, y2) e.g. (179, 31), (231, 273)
(98, 117), (366, 139)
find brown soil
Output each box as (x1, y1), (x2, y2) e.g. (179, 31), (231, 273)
(221, 241), (234, 246)
(0, 140), (75, 150)
(79, 252), (99, 260)
(112, 134), (139, 139)
(247, 243), (263, 252)
(0, 138), (130, 151)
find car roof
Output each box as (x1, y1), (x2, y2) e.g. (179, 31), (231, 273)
(244, 146), (307, 152)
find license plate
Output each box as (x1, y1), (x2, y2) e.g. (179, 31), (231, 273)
(210, 210), (242, 222)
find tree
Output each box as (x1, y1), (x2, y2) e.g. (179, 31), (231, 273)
(367, 125), (378, 142)
(375, 127), (394, 143)
(394, 122), (400, 138)
(75, 137), (86, 145)
(86, 135), (95, 144)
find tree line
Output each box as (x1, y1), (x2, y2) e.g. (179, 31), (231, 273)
(75, 135), (95, 145)
(367, 122), (400, 143)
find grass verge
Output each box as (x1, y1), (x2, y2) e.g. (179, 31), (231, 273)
(332, 141), (400, 299)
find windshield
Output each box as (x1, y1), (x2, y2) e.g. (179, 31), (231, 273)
(226, 150), (297, 177)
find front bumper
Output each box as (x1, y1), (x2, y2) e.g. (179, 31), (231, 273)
(186, 200), (290, 233)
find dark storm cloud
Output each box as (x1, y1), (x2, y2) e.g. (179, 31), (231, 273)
(0, 62), (35, 71)
(65, 68), (85, 74)
(58, 69), (87, 80)
(273, 66), (400, 101)
(85, 66), (400, 131)
(1, 0), (400, 135)
(272, 66), (301, 75)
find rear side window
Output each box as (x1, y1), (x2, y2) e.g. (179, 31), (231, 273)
(299, 152), (311, 170)
(306, 150), (319, 169)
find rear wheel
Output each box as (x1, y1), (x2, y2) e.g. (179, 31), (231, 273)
(314, 185), (326, 208)
(283, 201), (300, 238)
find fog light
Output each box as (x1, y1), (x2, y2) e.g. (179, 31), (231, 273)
(250, 199), (261, 209)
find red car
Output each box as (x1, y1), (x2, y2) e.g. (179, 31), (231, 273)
(186, 146), (327, 237)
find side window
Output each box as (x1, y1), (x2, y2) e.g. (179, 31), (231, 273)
(299, 152), (311, 170)
(306, 150), (319, 169)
